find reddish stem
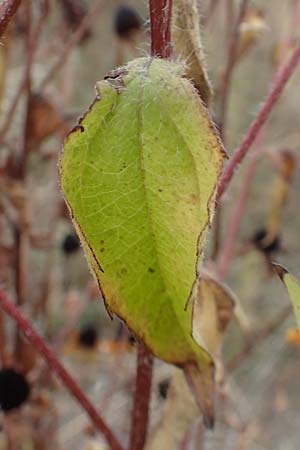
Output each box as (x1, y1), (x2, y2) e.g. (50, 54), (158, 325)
(212, 0), (248, 259)
(129, 343), (154, 450)
(0, 2), (47, 144)
(0, 0), (22, 38)
(217, 38), (300, 200)
(0, 288), (124, 450)
(39, 0), (104, 90)
(219, 0), (249, 140)
(217, 145), (261, 280)
(203, 0), (219, 25)
(128, 2), (172, 448)
(0, 310), (9, 365)
(149, 0), (173, 58)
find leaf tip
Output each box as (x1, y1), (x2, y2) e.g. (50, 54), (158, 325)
(183, 362), (215, 429)
(272, 262), (288, 280)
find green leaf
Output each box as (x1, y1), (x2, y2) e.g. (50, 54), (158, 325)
(273, 263), (300, 329)
(59, 57), (226, 423)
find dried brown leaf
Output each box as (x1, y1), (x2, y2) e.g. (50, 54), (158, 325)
(145, 370), (198, 450)
(191, 272), (235, 359)
(265, 150), (294, 244)
(26, 94), (68, 149)
(172, 0), (212, 105)
(236, 9), (269, 63)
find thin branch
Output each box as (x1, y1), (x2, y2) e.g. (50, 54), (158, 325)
(0, 76), (27, 143)
(217, 130), (265, 280)
(0, 310), (9, 365)
(149, 0), (173, 58)
(202, 0), (219, 25)
(217, 38), (300, 200)
(219, 0), (249, 140)
(0, 288), (124, 450)
(212, 0), (248, 259)
(290, 0), (300, 40)
(0, 0), (22, 38)
(13, 0), (32, 361)
(129, 343), (154, 450)
(3, 416), (16, 450)
(39, 0), (105, 91)
(0, 1), (47, 144)
(227, 304), (291, 372)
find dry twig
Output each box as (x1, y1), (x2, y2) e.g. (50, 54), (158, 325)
(0, 288), (124, 450)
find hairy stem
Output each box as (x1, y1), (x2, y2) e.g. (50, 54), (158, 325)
(128, 2), (173, 447)
(149, 0), (173, 58)
(217, 38), (300, 200)
(0, 288), (124, 450)
(0, 0), (22, 38)
(129, 343), (154, 450)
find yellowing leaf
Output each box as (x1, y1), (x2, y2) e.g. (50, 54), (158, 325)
(265, 151), (294, 244)
(172, 0), (212, 105)
(273, 263), (300, 330)
(191, 272), (235, 359)
(59, 57), (226, 424)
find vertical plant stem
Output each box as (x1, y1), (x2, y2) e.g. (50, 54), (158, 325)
(0, 310), (9, 365)
(149, 0), (173, 58)
(212, 0), (248, 259)
(3, 417), (16, 450)
(0, 1), (47, 144)
(128, 2), (172, 447)
(219, 0), (249, 139)
(13, 0), (32, 360)
(204, 0), (219, 25)
(0, 288), (124, 450)
(129, 343), (154, 450)
(13, 226), (27, 307)
(224, 0), (234, 42)
(217, 38), (300, 200)
(0, 0), (22, 38)
(203, 0), (219, 25)
(290, 0), (300, 38)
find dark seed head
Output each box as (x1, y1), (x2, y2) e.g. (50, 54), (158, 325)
(0, 368), (30, 412)
(62, 233), (80, 254)
(78, 325), (98, 348)
(127, 334), (136, 345)
(253, 228), (281, 254)
(114, 5), (142, 39)
(158, 378), (170, 400)
(59, 0), (92, 42)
